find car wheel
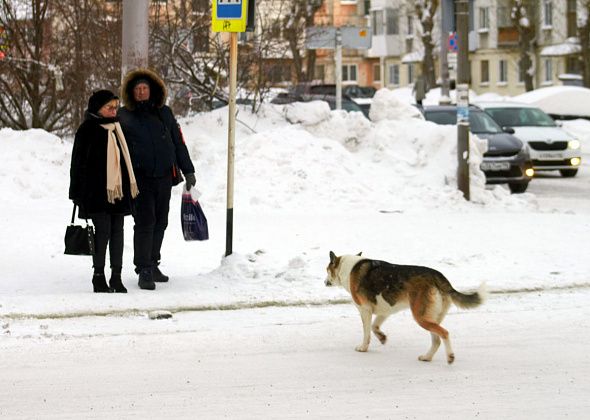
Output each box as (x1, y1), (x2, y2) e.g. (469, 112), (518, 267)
(508, 182), (528, 194)
(559, 169), (578, 177)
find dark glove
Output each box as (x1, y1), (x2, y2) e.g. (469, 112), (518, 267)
(185, 173), (196, 191)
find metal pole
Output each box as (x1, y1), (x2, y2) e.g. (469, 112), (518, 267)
(456, 0), (470, 200)
(440, 1), (451, 104)
(335, 28), (342, 110)
(122, 0), (149, 78)
(225, 32), (238, 257)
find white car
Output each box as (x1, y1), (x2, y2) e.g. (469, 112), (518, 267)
(475, 101), (582, 177)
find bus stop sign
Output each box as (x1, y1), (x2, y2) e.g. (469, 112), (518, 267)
(212, 0), (249, 33)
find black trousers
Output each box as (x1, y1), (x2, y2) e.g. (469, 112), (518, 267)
(90, 213), (125, 274)
(133, 174), (172, 272)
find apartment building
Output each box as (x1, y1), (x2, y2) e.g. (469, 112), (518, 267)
(329, 0), (585, 96)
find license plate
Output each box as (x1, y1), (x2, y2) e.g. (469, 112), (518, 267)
(538, 152), (563, 160)
(481, 162), (510, 171)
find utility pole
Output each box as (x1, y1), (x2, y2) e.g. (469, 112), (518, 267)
(439, 0), (451, 104)
(122, 0), (149, 78)
(455, 0), (470, 200)
(335, 28), (342, 110)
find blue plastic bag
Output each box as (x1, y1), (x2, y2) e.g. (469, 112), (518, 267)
(181, 186), (209, 241)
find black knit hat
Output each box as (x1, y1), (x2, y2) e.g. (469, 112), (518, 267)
(87, 89), (119, 115)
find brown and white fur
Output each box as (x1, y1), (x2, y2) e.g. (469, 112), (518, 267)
(325, 251), (486, 364)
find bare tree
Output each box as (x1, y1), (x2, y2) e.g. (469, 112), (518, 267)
(413, 0), (439, 90)
(579, 0), (590, 87)
(51, 0), (122, 128)
(511, 0), (536, 91)
(283, 0), (323, 83)
(0, 0), (122, 133)
(0, 0), (69, 131)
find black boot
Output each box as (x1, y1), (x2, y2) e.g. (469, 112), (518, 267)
(152, 266), (169, 283)
(109, 273), (128, 293)
(92, 273), (113, 293)
(138, 268), (156, 290)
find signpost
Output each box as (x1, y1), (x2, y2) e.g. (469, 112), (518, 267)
(212, 0), (253, 256)
(305, 26), (372, 110)
(455, 0), (470, 200)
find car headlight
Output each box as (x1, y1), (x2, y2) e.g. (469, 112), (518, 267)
(568, 140), (581, 150)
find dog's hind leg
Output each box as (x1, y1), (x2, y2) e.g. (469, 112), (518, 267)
(355, 307), (372, 352)
(411, 293), (455, 364)
(419, 333), (441, 362)
(372, 315), (389, 345)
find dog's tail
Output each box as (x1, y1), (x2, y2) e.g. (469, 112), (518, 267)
(449, 282), (487, 309)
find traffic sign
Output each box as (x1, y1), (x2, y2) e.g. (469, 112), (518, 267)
(448, 32), (458, 52)
(212, 0), (249, 33)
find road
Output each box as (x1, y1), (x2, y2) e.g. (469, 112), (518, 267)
(525, 149), (590, 212)
(1, 288), (589, 419)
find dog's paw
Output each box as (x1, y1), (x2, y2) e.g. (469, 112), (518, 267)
(418, 355), (432, 362)
(355, 344), (369, 352)
(374, 331), (387, 345)
(447, 353), (455, 364)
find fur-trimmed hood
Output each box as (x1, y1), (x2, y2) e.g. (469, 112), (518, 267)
(121, 68), (167, 110)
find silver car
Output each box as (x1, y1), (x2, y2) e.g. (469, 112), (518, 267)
(475, 101), (582, 177)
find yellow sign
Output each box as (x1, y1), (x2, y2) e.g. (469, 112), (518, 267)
(212, 0), (249, 33)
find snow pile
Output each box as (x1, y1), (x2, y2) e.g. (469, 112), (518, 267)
(369, 88), (424, 121)
(0, 92), (588, 317)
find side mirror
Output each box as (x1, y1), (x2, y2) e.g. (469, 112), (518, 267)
(503, 126), (515, 134)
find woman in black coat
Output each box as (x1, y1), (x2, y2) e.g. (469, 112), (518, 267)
(69, 90), (139, 293)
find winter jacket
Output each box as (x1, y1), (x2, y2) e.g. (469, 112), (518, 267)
(118, 68), (195, 178)
(69, 114), (134, 217)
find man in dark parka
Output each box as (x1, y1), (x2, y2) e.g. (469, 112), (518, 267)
(118, 68), (196, 290)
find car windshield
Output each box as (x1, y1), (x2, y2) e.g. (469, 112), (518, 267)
(469, 111), (503, 134)
(424, 109), (503, 134)
(485, 107), (556, 127)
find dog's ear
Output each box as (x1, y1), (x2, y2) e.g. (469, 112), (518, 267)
(329, 251), (336, 264)
(357, 251), (362, 256)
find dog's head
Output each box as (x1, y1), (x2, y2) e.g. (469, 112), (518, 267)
(325, 251), (362, 287)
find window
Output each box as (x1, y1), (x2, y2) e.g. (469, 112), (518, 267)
(364, 0), (371, 16)
(544, 59), (553, 83)
(479, 7), (489, 30)
(498, 60), (508, 83)
(373, 64), (381, 82)
(407, 15), (413, 35)
(518, 59), (525, 83)
(481, 60), (489, 84)
(496, 5), (512, 28)
(385, 9), (399, 35)
(388, 64), (399, 85)
(372, 10), (384, 36)
(315, 65), (325, 82)
(407, 64), (414, 84)
(543, 1), (553, 27)
(567, 0), (577, 37)
(342, 64), (358, 82)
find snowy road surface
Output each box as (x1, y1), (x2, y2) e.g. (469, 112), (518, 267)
(2, 288), (589, 419)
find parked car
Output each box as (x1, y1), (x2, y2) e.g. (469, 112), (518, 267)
(305, 94), (367, 117)
(343, 85), (376, 99)
(475, 101), (582, 177)
(422, 105), (534, 193)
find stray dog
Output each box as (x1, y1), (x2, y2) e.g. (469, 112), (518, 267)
(325, 251), (486, 364)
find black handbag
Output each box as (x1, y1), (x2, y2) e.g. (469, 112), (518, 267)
(64, 204), (95, 256)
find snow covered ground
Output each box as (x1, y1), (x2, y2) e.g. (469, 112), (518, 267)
(0, 89), (589, 318)
(1, 289), (589, 419)
(0, 87), (589, 418)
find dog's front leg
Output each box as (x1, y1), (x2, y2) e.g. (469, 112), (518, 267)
(355, 307), (372, 352)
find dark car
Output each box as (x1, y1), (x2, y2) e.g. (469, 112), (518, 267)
(422, 105), (534, 193)
(305, 94), (367, 117)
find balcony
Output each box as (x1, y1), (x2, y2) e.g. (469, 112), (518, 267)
(498, 27), (519, 47)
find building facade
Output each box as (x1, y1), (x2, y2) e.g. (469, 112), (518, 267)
(319, 0), (586, 96)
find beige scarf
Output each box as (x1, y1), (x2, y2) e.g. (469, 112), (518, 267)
(101, 122), (139, 204)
